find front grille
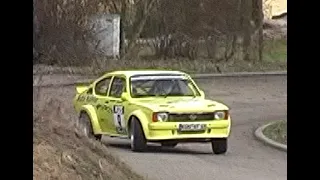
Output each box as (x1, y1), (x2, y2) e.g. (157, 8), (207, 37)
(169, 113), (215, 122)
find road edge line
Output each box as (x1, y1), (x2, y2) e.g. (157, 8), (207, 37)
(33, 71), (287, 87)
(191, 71), (287, 78)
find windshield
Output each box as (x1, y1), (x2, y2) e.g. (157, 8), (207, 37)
(130, 75), (201, 98)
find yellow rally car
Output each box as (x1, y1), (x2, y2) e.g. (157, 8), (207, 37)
(73, 70), (231, 154)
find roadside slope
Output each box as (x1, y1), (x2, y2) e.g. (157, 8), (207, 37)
(33, 97), (144, 180)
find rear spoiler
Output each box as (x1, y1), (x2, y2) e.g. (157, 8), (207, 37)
(75, 82), (91, 94)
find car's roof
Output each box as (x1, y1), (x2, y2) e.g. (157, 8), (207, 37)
(105, 70), (187, 77)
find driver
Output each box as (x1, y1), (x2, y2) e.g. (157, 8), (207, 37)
(150, 80), (181, 95)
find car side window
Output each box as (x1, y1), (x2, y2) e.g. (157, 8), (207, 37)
(109, 77), (126, 98)
(95, 77), (112, 96)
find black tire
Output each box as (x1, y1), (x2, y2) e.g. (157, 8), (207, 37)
(130, 118), (147, 152)
(211, 138), (227, 154)
(78, 113), (102, 141)
(161, 142), (178, 148)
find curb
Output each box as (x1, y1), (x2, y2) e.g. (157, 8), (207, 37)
(33, 79), (94, 88)
(33, 71), (287, 77)
(33, 71), (287, 87)
(254, 121), (287, 152)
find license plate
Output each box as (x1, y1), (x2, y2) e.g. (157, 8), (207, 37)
(178, 124), (206, 132)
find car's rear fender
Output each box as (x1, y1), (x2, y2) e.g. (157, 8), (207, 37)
(79, 105), (102, 134)
(127, 110), (150, 138)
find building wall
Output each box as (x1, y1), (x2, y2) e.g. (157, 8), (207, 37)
(263, 0), (287, 19)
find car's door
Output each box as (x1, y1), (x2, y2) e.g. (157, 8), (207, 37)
(93, 76), (114, 133)
(108, 76), (129, 135)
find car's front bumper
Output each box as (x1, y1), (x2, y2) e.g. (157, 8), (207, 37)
(145, 119), (231, 141)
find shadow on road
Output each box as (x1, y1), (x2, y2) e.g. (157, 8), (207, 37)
(105, 142), (212, 155)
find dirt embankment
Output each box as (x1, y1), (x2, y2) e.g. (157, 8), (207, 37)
(33, 95), (143, 180)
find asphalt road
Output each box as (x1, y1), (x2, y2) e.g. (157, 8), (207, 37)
(34, 75), (287, 180)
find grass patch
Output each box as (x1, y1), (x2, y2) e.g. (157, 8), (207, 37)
(263, 39), (287, 63)
(262, 120), (287, 145)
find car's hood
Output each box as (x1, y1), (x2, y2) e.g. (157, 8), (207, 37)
(133, 97), (229, 113)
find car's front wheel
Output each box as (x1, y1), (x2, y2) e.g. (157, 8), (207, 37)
(130, 117), (147, 152)
(211, 138), (227, 154)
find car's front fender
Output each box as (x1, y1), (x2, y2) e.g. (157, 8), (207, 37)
(80, 105), (102, 134)
(127, 109), (151, 138)
(226, 115), (232, 136)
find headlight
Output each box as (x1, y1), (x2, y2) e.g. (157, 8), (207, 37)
(152, 112), (169, 122)
(214, 111), (228, 120)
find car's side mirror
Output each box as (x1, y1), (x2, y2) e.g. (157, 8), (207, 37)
(199, 90), (205, 98)
(121, 92), (130, 101)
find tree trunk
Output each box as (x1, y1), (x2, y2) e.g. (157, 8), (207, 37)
(124, 0), (157, 59)
(119, 0), (127, 59)
(258, 24), (263, 62)
(257, 0), (264, 62)
(241, 0), (253, 62)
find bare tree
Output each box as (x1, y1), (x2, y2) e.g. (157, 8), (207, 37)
(122, 0), (157, 59)
(34, 0), (264, 65)
(254, 0), (264, 62)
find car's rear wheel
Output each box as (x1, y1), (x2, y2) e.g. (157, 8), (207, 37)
(161, 142), (178, 148)
(130, 117), (147, 152)
(77, 113), (102, 141)
(211, 138), (227, 154)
